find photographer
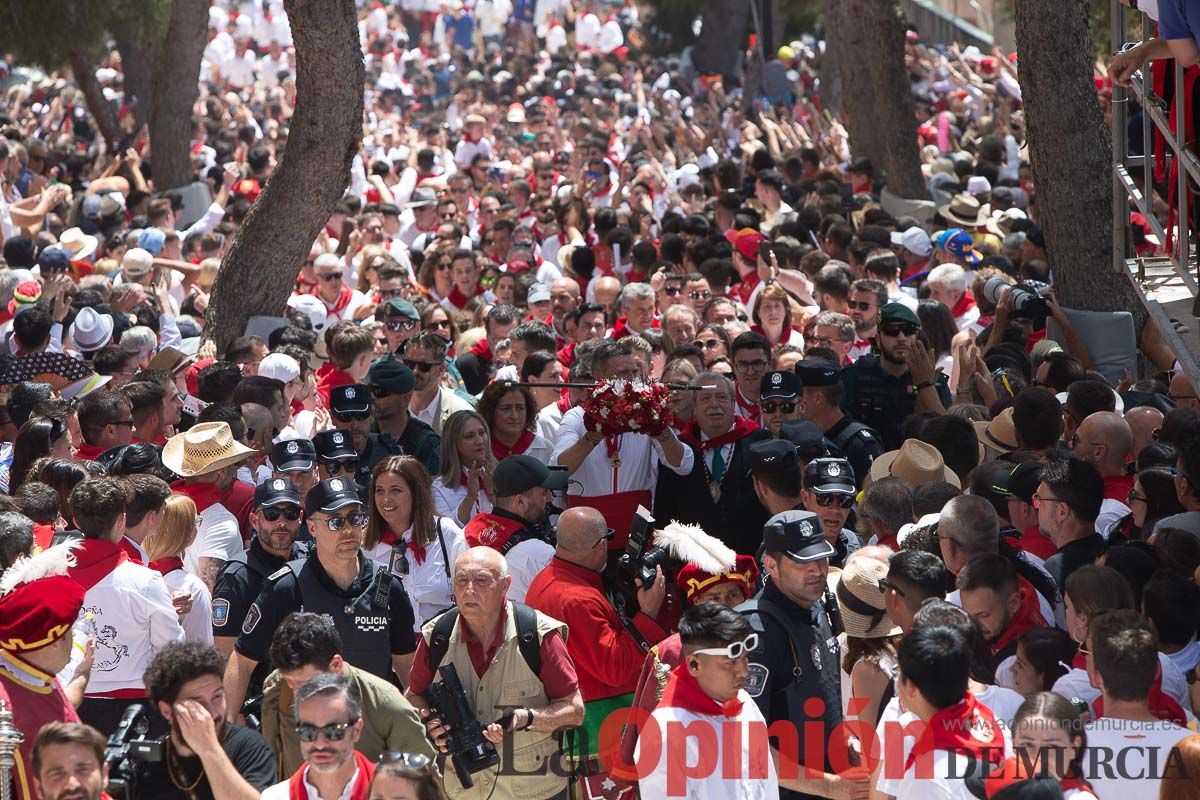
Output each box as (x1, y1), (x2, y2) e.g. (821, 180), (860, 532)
(525, 507), (668, 792)
(137, 642), (275, 799)
(404, 547), (584, 800)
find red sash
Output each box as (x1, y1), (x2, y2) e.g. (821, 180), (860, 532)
(68, 538), (128, 591)
(288, 750), (374, 800)
(659, 661), (743, 717)
(568, 490), (651, 551)
(492, 429), (535, 460)
(988, 575), (1047, 656)
(469, 338), (494, 362)
(679, 416), (759, 452)
(905, 692), (1004, 771)
(464, 512), (528, 551)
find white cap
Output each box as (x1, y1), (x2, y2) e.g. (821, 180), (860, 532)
(966, 175), (992, 197)
(287, 294), (327, 333)
(527, 284), (551, 304)
(890, 227), (933, 258)
(258, 352), (301, 384)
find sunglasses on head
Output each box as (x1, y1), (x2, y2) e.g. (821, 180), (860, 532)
(386, 319), (418, 332)
(262, 506), (302, 522)
(692, 633), (759, 660)
(813, 492), (855, 509)
(880, 323), (918, 337)
(322, 511), (369, 531)
(321, 459), (358, 475)
(403, 358), (438, 372)
(295, 720), (357, 742)
(332, 410), (371, 423)
(762, 401), (797, 414)
(379, 752), (433, 769)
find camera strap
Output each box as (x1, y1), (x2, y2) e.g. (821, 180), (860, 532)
(428, 603), (543, 675)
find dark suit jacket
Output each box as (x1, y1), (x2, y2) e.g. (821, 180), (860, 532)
(654, 430), (771, 556)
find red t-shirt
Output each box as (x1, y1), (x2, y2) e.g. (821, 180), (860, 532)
(1016, 525), (1058, 562)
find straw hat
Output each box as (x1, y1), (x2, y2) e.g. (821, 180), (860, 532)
(162, 422), (255, 477)
(938, 193), (989, 227)
(835, 556), (901, 639)
(973, 408), (1019, 455)
(867, 439), (960, 489)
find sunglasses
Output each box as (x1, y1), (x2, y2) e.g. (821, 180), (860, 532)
(689, 290), (712, 300)
(370, 384), (397, 399)
(663, 286), (682, 296)
(332, 411), (371, 423)
(318, 273), (342, 282)
(403, 358), (438, 373)
(847, 300), (875, 311)
(880, 323), (918, 337)
(380, 287), (406, 299)
(295, 720), (358, 742)
(109, 418), (136, 427)
(321, 511), (369, 531)
(813, 493), (855, 509)
(878, 577), (904, 597)
(762, 401), (797, 414)
(435, 262), (453, 271)
(376, 338), (389, 348)
(439, 211), (457, 220)
(321, 460), (358, 476)
(246, 426), (280, 441)
(694, 338), (721, 349)
(386, 319), (418, 332)
(692, 633), (759, 660)
(262, 506), (302, 522)
(427, 319), (452, 330)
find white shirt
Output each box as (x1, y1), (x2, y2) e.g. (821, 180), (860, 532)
(1051, 651), (1194, 718)
(636, 689), (778, 800)
(162, 567), (214, 645)
(551, 407), (693, 501)
(260, 765), (362, 800)
(432, 475), (494, 527)
(1083, 718), (1190, 800)
(545, 23), (567, 54)
(575, 12), (601, 48)
(76, 560), (185, 695)
(598, 19), (624, 53)
(183, 500), (243, 580)
(411, 386), (473, 434)
(122, 536), (148, 563)
(454, 137), (493, 171)
(501, 538), (555, 603)
(1096, 498), (1131, 540)
(475, 0), (512, 37)
(321, 289), (371, 324)
(363, 517), (466, 630)
(536, 402), (566, 443)
(1166, 639), (1200, 675)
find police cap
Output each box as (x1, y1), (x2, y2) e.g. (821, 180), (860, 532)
(760, 370), (801, 400)
(271, 438), (316, 472)
(330, 384), (371, 415)
(305, 477), (362, 517)
(794, 359), (841, 387)
(762, 510), (836, 563)
(803, 457), (856, 495)
(255, 477), (301, 509)
(313, 429), (357, 462)
(749, 439), (800, 475)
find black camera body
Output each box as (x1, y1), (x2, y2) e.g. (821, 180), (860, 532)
(104, 705), (166, 800)
(425, 663), (499, 788)
(615, 506), (670, 592)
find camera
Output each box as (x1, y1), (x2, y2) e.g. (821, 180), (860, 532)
(615, 506), (671, 593)
(104, 705), (165, 800)
(981, 276), (1050, 328)
(424, 663), (499, 788)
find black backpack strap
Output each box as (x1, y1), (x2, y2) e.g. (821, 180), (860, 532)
(511, 601), (543, 676)
(433, 516), (453, 582)
(427, 607), (460, 671)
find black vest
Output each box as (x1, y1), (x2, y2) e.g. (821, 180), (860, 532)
(285, 558), (393, 680)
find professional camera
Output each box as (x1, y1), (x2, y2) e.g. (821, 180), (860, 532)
(981, 276), (1050, 328)
(614, 506), (671, 594)
(424, 663), (499, 788)
(104, 705), (165, 800)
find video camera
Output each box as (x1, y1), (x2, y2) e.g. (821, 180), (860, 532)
(424, 663), (500, 788)
(982, 276), (1051, 328)
(614, 506), (671, 594)
(104, 705), (165, 800)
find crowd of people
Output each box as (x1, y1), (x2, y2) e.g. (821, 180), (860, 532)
(0, 0), (1200, 799)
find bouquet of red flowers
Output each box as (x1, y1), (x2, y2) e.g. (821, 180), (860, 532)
(581, 379), (674, 440)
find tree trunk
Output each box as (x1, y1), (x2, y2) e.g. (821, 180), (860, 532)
(148, 0), (210, 191)
(205, 0), (365, 353)
(817, 19), (842, 115)
(1013, 0), (1144, 323)
(826, 0), (925, 199)
(114, 30), (157, 133)
(66, 48), (120, 152)
(692, 0), (748, 81)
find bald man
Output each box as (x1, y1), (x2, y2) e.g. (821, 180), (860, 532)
(524, 507), (669, 776)
(549, 277), (581, 343)
(1071, 411), (1134, 538)
(592, 275), (621, 317)
(1169, 372), (1200, 410)
(240, 403), (276, 485)
(1125, 406), (1164, 460)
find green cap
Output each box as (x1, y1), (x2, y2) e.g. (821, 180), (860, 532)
(368, 357), (416, 394)
(384, 298), (419, 320)
(878, 302), (920, 327)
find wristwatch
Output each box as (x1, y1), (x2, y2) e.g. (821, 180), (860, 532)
(520, 707), (535, 731)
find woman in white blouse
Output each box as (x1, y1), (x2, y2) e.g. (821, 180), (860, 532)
(144, 494), (213, 645)
(475, 381), (553, 464)
(432, 409), (496, 526)
(364, 455), (465, 631)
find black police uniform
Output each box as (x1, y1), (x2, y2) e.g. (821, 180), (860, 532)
(840, 354), (952, 451)
(382, 414), (441, 476)
(739, 511), (843, 800)
(357, 430), (404, 489)
(802, 458), (865, 570)
(823, 416), (883, 491)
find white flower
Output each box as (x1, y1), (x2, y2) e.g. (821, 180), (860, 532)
(600, 408), (610, 418)
(630, 420), (640, 428)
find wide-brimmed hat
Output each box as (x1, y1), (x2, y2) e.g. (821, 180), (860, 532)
(59, 228), (99, 261)
(836, 557), (902, 639)
(867, 439), (960, 489)
(162, 422), (255, 477)
(973, 408), (1019, 455)
(68, 307), (114, 352)
(938, 194), (989, 227)
(985, 208), (1028, 238)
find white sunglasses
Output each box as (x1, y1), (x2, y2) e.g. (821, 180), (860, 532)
(692, 633), (759, 660)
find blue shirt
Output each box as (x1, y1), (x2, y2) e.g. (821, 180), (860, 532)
(1160, 0), (1200, 48)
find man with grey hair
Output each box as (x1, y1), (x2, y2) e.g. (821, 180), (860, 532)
(859, 477), (914, 551)
(927, 263), (979, 331)
(655, 372), (771, 554)
(260, 673), (373, 800)
(661, 303), (700, 350)
(612, 281), (655, 338)
(809, 311), (855, 365)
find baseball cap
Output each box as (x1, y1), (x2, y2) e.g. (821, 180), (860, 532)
(255, 477), (302, 508)
(331, 384), (371, 415)
(890, 227), (932, 258)
(724, 227), (765, 261)
(527, 284), (551, 305)
(879, 303), (921, 327)
(258, 352), (301, 384)
(138, 228), (166, 256)
(305, 477), (362, 517)
(794, 360), (842, 387)
(803, 457), (856, 495)
(995, 461), (1042, 505)
(287, 294), (327, 332)
(383, 298), (420, 320)
(762, 510), (836, 563)
(37, 247), (72, 274)
(271, 438), (317, 472)
(122, 248), (154, 280)
(940, 228), (983, 264)
(749, 439), (801, 475)
(313, 429), (357, 462)
(493, 455), (569, 497)
(760, 370), (801, 400)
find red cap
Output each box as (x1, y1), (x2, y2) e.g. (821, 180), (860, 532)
(675, 554), (759, 605)
(724, 227), (764, 261)
(233, 178), (262, 202)
(0, 574), (85, 653)
(507, 258), (532, 274)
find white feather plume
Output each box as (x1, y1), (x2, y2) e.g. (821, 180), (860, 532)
(654, 521), (737, 575)
(0, 538), (82, 596)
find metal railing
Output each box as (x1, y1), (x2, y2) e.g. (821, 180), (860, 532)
(1110, 0), (1200, 383)
(900, 0), (994, 49)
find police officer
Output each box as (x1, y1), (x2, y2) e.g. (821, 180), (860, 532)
(739, 510), (860, 800)
(222, 477), (417, 722)
(761, 370), (804, 438)
(271, 437), (319, 503)
(796, 358), (884, 488)
(329, 384), (403, 491)
(801, 458), (864, 570)
(839, 303), (951, 451)
(211, 478), (309, 701)
(366, 359), (441, 475)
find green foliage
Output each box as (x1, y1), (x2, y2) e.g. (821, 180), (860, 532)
(0, 0), (170, 70)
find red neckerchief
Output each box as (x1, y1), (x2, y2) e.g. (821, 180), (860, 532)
(557, 341), (576, 368)
(988, 575), (1047, 655)
(555, 394), (572, 414)
(118, 537), (144, 566)
(464, 511), (527, 550)
(0, 308), (12, 326)
(951, 291), (977, 320)
(492, 429), (535, 460)
(901, 258), (930, 281)
(150, 556), (185, 576)
(679, 416), (759, 452)
(288, 750), (374, 800)
(544, 314), (567, 348)
(321, 284), (354, 316)
(170, 480), (228, 514)
(1092, 663), (1189, 726)
(380, 527), (426, 564)
(659, 661), (743, 717)
(469, 338), (493, 362)
(1102, 474), (1135, 503)
(733, 271), (761, 306)
(445, 283), (477, 311)
(905, 692), (1003, 771)
(610, 316), (639, 340)
(68, 538), (129, 591)
(74, 442), (108, 461)
(734, 387), (760, 421)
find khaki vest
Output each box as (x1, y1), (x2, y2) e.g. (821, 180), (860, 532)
(421, 603), (570, 800)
